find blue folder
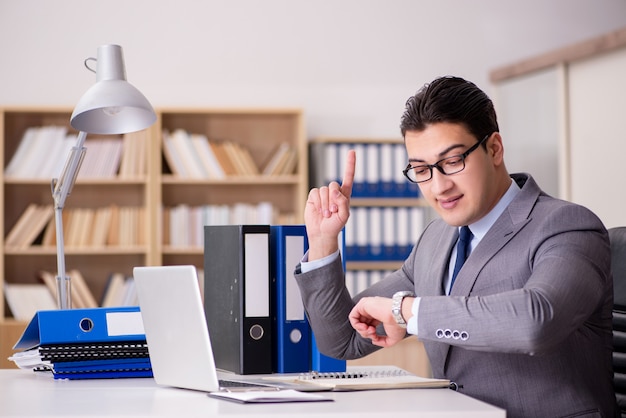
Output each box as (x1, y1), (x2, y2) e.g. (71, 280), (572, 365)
(13, 307), (145, 350)
(271, 225), (311, 373)
(51, 357), (153, 380)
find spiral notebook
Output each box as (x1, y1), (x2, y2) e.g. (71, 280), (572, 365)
(263, 365), (450, 391)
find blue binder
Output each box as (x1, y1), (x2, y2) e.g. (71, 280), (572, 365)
(13, 307), (145, 350)
(271, 225), (311, 373)
(310, 332), (346, 373)
(310, 228), (347, 373)
(51, 357), (153, 380)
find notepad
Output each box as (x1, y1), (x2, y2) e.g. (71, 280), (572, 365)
(264, 366), (450, 391)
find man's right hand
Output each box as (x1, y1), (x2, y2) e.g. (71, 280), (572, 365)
(305, 149), (356, 261)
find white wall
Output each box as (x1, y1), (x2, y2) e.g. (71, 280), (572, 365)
(494, 67), (564, 198)
(568, 48), (626, 229)
(1, 0), (625, 139)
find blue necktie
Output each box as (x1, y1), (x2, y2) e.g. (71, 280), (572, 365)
(450, 226), (473, 291)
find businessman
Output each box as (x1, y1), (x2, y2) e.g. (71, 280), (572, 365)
(295, 76), (617, 417)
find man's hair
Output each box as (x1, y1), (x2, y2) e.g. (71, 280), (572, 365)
(400, 76), (499, 142)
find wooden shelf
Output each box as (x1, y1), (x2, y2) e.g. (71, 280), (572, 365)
(0, 107), (307, 366)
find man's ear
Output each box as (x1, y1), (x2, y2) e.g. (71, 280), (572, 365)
(489, 133), (505, 165)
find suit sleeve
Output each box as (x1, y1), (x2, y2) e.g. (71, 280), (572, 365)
(294, 253), (415, 360)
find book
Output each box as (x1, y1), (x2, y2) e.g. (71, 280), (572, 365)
(4, 203), (38, 248)
(38, 270), (87, 309)
(69, 270), (98, 308)
(210, 141), (238, 176)
(3, 283), (57, 321)
(262, 144), (297, 176)
(162, 130), (188, 177)
(101, 273), (128, 307)
(277, 148), (298, 175)
(262, 142), (290, 175)
(263, 366), (450, 391)
(119, 130), (147, 178)
(90, 206), (113, 247)
(41, 214), (57, 247)
(106, 205), (120, 246)
(190, 134), (226, 179)
(235, 142), (260, 175)
(4, 204), (54, 249)
(221, 141), (248, 175)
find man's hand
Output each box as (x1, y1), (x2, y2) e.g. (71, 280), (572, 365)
(348, 297), (407, 348)
(305, 150), (356, 260)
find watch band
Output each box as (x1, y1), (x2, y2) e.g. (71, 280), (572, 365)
(391, 291), (414, 328)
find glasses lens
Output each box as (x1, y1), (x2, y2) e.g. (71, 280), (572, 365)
(439, 155), (465, 175)
(407, 166), (431, 183)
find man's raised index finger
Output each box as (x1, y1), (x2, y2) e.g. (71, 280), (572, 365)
(340, 149), (356, 197)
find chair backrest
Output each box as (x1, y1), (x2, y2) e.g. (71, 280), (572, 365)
(609, 226), (626, 415)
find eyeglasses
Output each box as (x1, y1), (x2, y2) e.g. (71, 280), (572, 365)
(402, 133), (491, 184)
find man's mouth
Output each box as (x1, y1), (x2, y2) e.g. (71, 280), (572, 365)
(438, 195), (462, 210)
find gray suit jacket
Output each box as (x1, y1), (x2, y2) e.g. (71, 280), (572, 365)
(295, 173), (617, 418)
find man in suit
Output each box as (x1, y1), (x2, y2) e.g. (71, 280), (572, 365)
(295, 76), (617, 417)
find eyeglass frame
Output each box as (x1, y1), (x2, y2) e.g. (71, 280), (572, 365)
(402, 133), (492, 184)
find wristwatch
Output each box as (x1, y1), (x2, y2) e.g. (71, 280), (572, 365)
(391, 291), (414, 328)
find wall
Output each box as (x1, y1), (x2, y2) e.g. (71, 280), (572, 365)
(568, 47), (626, 229)
(491, 28), (626, 228)
(0, 0), (625, 139)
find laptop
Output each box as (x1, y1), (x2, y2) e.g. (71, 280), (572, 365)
(133, 265), (279, 392)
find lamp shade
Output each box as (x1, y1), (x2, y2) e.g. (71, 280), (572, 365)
(70, 44), (156, 135)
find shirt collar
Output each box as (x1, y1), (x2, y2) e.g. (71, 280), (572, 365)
(467, 178), (521, 245)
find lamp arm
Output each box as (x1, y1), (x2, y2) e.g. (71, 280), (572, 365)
(51, 131), (87, 309)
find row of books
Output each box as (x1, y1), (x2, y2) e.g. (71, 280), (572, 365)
(4, 204), (145, 249)
(163, 203), (293, 247)
(4, 266), (207, 323)
(4, 270), (131, 321)
(4, 126), (147, 180)
(344, 206), (424, 261)
(163, 129), (298, 178)
(310, 141), (420, 198)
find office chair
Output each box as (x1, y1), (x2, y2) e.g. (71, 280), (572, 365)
(609, 226), (626, 416)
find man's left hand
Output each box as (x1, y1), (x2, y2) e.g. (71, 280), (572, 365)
(348, 297), (407, 347)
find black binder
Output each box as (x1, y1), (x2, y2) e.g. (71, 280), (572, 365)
(204, 225), (273, 374)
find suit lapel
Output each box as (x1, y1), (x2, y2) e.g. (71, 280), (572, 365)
(449, 174), (540, 297)
(432, 174), (541, 374)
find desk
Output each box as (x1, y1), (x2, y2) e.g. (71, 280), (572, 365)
(0, 370), (505, 417)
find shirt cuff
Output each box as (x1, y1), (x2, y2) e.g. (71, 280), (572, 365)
(300, 249), (340, 273)
(406, 296), (421, 336)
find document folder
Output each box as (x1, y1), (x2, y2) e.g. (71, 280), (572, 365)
(51, 357), (153, 380)
(310, 228), (347, 373)
(204, 225), (273, 375)
(13, 306), (145, 350)
(270, 225), (310, 373)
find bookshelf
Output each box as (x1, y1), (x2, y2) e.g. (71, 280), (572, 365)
(157, 108), (307, 268)
(0, 107), (307, 367)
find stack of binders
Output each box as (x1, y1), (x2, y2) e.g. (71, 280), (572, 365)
(204, 224), (347, 376)
(9, 306), (152, 379)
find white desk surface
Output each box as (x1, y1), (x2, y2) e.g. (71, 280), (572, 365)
(0, 369), (505, 418)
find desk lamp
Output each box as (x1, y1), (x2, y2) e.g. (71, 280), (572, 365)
(52, 44), (156, 309)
